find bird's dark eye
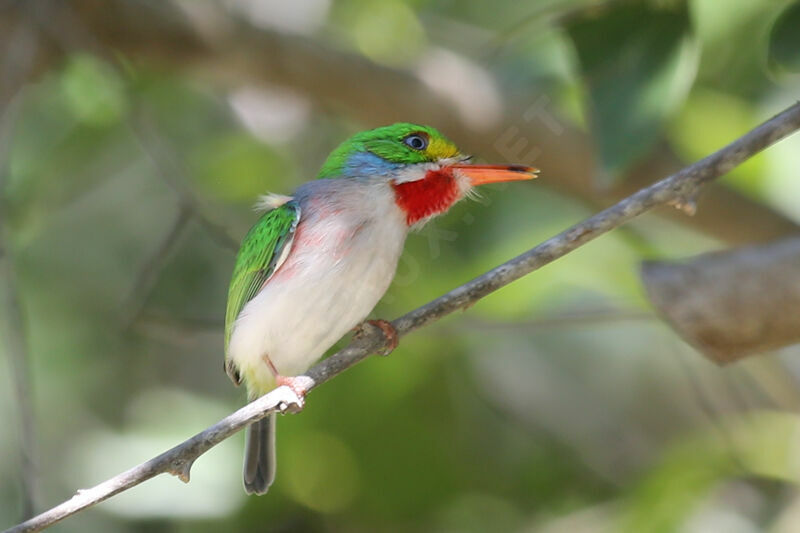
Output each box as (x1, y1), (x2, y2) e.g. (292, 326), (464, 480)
(403, 133), (428, 151)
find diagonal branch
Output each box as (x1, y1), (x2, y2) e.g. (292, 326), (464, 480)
(128, 111), (241, 253)
(117, 205), (193, 329)
(4, 101), (800, 533)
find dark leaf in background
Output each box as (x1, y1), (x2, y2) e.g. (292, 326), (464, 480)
(768, 0), (800, 73)
(566, 2), (696, 183)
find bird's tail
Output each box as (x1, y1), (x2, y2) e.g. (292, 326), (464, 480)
(243, 413), (277, 495)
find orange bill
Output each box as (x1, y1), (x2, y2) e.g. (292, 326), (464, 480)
(447, 164), (539, 185)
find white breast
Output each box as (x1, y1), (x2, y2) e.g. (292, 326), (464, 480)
(228, 179), (408, 395)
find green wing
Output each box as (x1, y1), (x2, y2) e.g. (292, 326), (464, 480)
(224, 201), (300, 378)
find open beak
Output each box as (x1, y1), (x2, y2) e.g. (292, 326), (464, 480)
(447, 164), (539, 185)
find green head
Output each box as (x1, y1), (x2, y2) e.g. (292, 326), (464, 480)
(316, 123), (462, 180)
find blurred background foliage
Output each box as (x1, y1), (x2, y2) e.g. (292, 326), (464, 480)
(2, 0), (800, 531)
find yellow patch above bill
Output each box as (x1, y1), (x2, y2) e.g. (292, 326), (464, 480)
(425, 135), (460, 160)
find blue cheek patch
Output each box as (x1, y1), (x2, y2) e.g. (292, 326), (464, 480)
(344, 151), (401, 177)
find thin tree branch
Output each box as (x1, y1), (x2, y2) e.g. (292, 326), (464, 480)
(5, 100), (800, 533)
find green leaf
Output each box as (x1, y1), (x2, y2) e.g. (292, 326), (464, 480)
(336, 0), (427, 67)
(668, 89), (766, 196)
(188, 133), (295, 203)
(566, 3), (697, 182)
(60, 54), (128, 127)
(768, 0), (800, 72)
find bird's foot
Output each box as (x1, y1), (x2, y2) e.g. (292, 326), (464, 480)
(275, 374), (312, 414)
(262, 354), (311, 413)
(354, 319), (399, 356)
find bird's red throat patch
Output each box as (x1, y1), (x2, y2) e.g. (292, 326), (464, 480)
(392, 168), (461, 226)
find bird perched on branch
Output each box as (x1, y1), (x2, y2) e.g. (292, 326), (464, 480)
(224, 123), (537, 494)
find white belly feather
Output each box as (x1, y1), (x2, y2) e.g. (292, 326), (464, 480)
(228, 180), (407, 395)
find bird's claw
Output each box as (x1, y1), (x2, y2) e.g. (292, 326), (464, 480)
(277, 400), (300, 414)
(275, 375), (313, 414)
(354, 319), (399, 356)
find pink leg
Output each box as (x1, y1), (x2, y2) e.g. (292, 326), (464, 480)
(262, 354), (311, 410)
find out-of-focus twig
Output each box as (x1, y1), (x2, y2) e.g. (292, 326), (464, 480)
(0, 237), (37, 521)
(117, 111), (240, 326)
(128, 112), (240, 252)
(457, 308), (654, 333)
(130, 312), (222, 348)
(5, 94), (800, 533)
(0, 93), (37, 519)
(117, 205), (192, 329)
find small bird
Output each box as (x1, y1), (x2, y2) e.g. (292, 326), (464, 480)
(224, 123), (537, 494)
